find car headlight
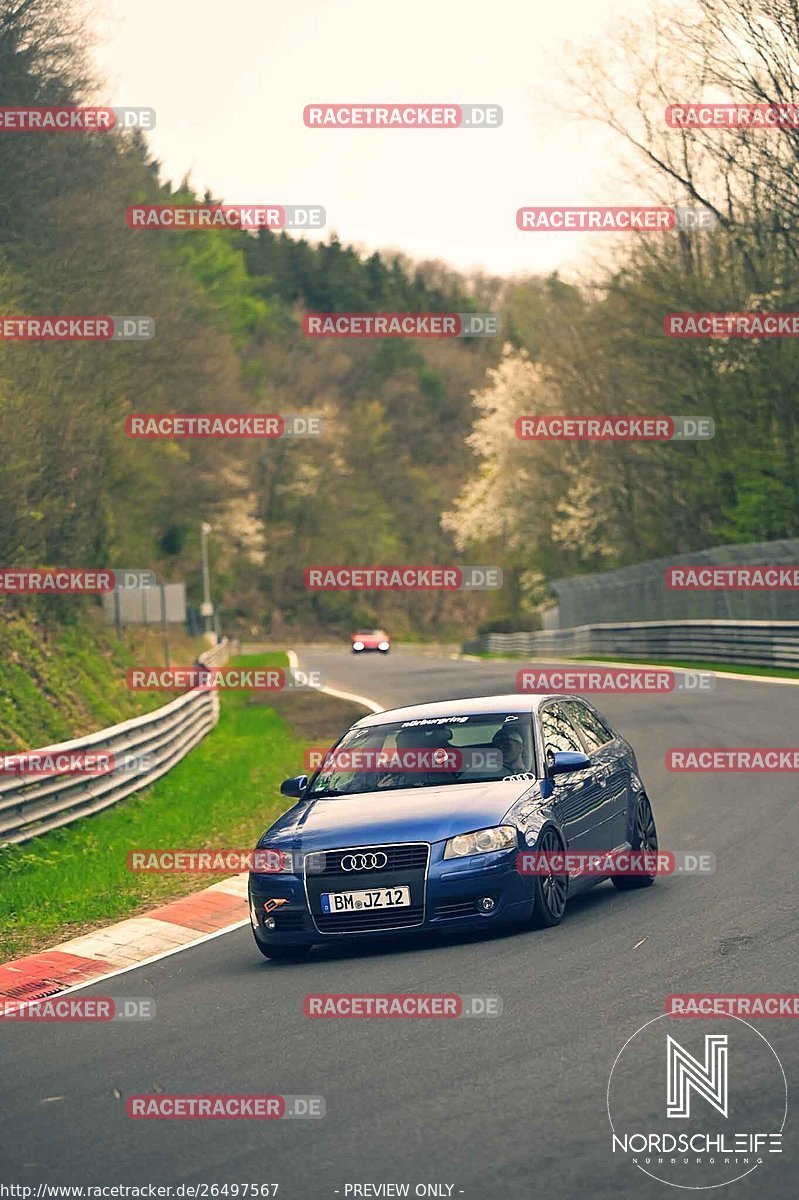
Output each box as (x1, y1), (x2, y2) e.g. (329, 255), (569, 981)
(443, 825), (517, 859)
(378, 641), (390, 650)
(253, 847), (295, 873)
(352, 641), (364, 650)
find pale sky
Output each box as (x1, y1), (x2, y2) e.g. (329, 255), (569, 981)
(90, 0), (655, 279)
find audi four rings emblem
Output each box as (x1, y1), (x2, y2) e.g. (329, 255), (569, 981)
(341, 852), (388, 871)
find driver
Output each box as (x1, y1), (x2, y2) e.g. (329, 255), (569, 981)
(491, 725), (528, 777)
(376, 725), (456, 788)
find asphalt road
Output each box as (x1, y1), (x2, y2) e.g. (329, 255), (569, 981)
(2, 647), (797, 1198)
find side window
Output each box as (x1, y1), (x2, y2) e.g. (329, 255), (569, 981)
(540, 704), (583, 768)
(564, 701), (614, 753)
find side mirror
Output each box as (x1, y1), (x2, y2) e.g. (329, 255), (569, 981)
(280, 774), (308, 798)
(549, 750), (591, 776)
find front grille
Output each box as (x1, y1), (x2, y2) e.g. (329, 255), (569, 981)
(305, 843), (429, 878)
(313, 905), (425, 933)
(305, 842), (429, 935)
(434, 899), (478, 919)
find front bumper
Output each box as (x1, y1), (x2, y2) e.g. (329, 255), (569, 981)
(249, 843), (532, 949)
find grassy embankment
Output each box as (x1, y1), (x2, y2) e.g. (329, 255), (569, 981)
(0, 628), (360, 961)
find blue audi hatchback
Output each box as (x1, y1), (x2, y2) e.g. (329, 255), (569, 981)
(248, 693), (658, 959)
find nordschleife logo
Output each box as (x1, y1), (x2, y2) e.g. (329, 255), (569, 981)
(607, 1014), (786, 1189)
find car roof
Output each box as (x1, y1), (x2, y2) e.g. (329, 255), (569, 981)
(353, 693), (577, 727)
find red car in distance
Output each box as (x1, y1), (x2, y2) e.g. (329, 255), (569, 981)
(350, 628), (391, 654)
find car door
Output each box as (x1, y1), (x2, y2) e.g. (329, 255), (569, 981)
(562, 699), (630, 850)
(539, 701), (616, 852)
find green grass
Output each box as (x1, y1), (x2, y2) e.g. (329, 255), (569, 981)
(0, 609), (199, 751)
(0, 652), (304, 961)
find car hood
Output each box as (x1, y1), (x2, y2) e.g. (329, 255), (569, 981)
(260, 779), (539, 850)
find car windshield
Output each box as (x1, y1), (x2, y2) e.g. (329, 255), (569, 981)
(306, 712), (536, 796)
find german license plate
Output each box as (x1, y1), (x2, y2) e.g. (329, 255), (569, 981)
(320, 886), (411, 913)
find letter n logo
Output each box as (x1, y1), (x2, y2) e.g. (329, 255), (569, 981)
(666, 1034), (728, 1118)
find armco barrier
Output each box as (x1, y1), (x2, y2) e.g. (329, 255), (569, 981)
(463, 621), (799, 670)
(0, 639), (229, 847)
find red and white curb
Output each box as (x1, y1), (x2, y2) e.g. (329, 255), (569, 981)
(0, 875), (249, 1005)
(0, 662), (382, 1004)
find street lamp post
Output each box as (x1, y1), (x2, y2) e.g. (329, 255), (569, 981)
(200, 521), (215, 640)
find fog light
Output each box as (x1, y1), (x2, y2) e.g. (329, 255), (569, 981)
(264, 916), (277, 930)
(478, 897), (495, 912)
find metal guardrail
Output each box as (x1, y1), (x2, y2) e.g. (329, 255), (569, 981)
(464, 621), (799, 670)
(0, 639), (230, 848)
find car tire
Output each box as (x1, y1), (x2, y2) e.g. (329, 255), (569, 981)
(530, 826), (568, 927)
(612, 793), (658, 890)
